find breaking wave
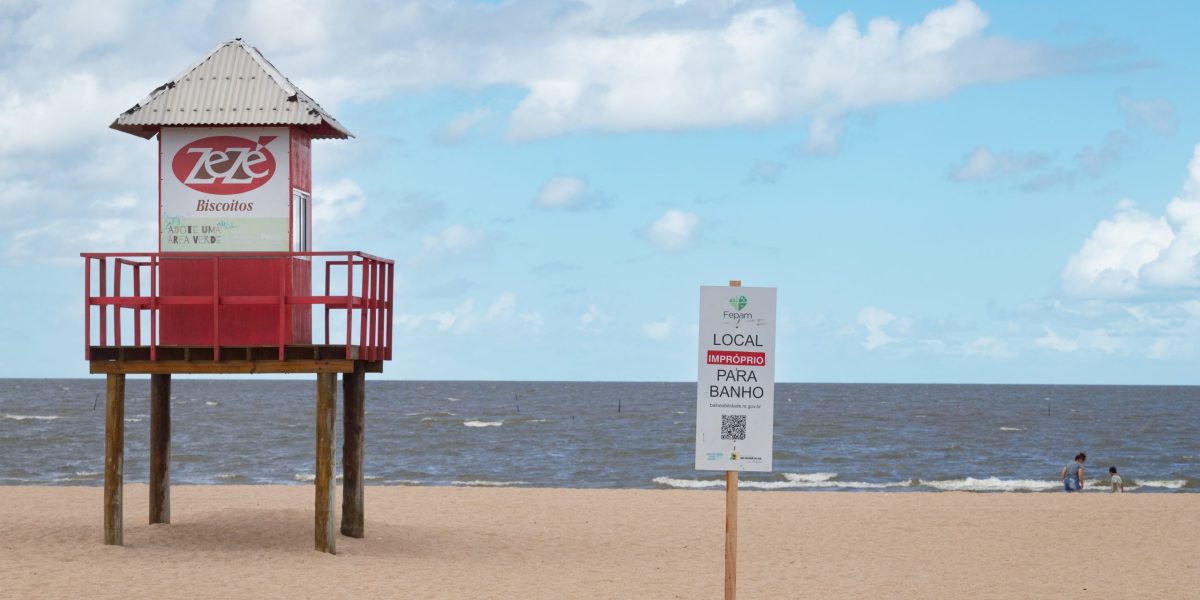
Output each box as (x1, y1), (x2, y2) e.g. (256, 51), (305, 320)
(652, 473), (913, 490)
(3, 414), (61, 421)
(463, 420), (503, 427)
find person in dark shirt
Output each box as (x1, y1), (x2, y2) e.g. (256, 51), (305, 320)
(1061, 452), (1086, 492)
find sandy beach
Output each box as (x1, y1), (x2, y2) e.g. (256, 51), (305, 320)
(0, 486), (1194, 599)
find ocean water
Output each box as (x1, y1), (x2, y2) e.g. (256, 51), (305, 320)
(0, 380), (1196, 492)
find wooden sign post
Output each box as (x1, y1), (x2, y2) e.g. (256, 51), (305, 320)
(725, 280), (739, 600)
(695, 279), (776, 600)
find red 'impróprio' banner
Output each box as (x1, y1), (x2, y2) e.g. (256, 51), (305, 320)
(706, 350), (766, 367)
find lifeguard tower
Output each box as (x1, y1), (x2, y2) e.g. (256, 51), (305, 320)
(84, 39), (392, 554)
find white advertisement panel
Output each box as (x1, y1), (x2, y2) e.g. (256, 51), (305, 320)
(695, 286), (776, 472)
(160, 127), (291, 251)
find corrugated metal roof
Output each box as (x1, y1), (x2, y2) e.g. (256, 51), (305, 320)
(111, 39), (352, 139)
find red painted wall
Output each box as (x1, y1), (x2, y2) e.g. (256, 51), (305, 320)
(159, 126), (315, 347)
(159, 257), (313, 346)
(290, 127), (311, 193)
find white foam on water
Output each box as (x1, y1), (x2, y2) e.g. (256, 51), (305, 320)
(74, 471), (101, 477)
(365, 475), (383, 481)
(463, 420), (502, 427)
(451, 480), (528, 487)
(216, 473), (245, 480)
(653, 477), (725, 489)
(783, 472), (838, 483)
(125, 418), (143, 423)
(998, 427), (1022, 431)
(205, 401), (219, 406)
(295, 473), (347, 482)
(674, 411), (687, 415)
(382, 479), (425, 485)
(921, 477), (1060, 492)
(653, 474), (911, 490)
(445, 397), (461, 402)
(526, 419), (548, 423)
(3, 414), (61, 421)
(748, 479), (910, 490)
(1131, 479), (1187, 489)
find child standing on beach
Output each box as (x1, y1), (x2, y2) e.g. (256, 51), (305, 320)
(1061, 452), (1086, 492)
(1109, 467), (1124, 492)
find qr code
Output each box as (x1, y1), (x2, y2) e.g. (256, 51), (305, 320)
(721, 414), (746, 440)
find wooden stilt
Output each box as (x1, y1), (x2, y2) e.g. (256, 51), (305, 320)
(725, 469), (738, 600)
(315, 372), (337, 554)
(341, 362), (365, 538)
(149, 373), (171, 524)
(104, 373), (125, 545)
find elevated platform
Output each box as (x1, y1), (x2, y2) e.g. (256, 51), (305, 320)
(83, 251), (393, 367)
(88, 344), (384, 374)
(83, 251), (390, 554)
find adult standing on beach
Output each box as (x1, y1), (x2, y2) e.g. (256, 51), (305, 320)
(1061, 452), (1086, 492)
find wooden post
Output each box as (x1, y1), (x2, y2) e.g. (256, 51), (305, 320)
(341, 362), (365, 538)
(104, 373), (125, 545)
(725, 279), (741, 600)
(725, 469), (738, 600)
(315, 372), (337, 554)
(149, 373), (171, 524)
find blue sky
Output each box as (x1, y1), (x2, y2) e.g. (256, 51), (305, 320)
(1, 0), (1198, 383)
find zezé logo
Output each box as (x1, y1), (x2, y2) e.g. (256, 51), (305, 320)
(172, 135), (277, 195)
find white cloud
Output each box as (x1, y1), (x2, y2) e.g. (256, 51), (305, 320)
(1118, 90), (1178, 135)
(92, 192), (139, 211)
(5, 206), (155, 265)
(1035, 328), (1078, 353)
(948, 145), (1048, 182)
(1, 0), (1078, 143)
(640, 317), (676, 340)
(413, 224), (492, 266)
(647, 209), (700, 249)
(533, 176), (609, 210)
(951, 92), (1171, 192)
(429, 300), (479, 333)
(1062, 201), (1173, 296)
(396, 291), (541, 335)
(518, 312), (545, 328)
(313, 178), (366, 229)
(0, 0), (1108, 267)
(801, 116), (845, 156)
(1035, 327), (1119, 354)
(499, 0), (1065, 141)
(857, 306), (905, 350)
(433, 107), (492, 145)
(1063, 145), (1200, 297)
(534, 176), (585, 209)
(486, 292), (516, 321)
(579, 304), (611, 334)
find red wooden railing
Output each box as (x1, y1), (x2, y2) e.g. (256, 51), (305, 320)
(82, 251), (393, 362)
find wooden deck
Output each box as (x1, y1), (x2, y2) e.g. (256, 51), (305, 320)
(88, 344), (384, 374)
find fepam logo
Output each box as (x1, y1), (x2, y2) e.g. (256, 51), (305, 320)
(729, 295), (748, 311)
(172, 136), (277, 195)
